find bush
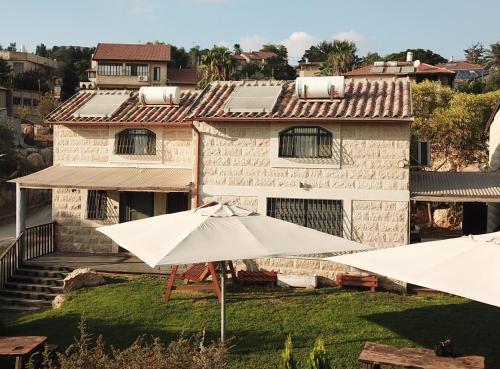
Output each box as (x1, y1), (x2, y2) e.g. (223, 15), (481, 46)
(279, 336), (297, 369)
(26, 318), (229, 369)
(305, 338), (330, 369)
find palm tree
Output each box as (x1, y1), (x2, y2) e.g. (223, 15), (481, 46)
(319, 40), (358, 76)
(198, 46), (234, 87)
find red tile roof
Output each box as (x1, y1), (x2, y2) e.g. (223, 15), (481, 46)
(233, 51), (278, 61)
(188, 78), (412, 121)
(344, 61), (455, 77)
(436, 61), (484, 71)
(167, 68), (199, 86)
(46, 89), (197, 125)
(92, 43), (171, 62)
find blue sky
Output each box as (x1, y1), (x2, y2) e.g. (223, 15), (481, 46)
(1, 0), (499, 64)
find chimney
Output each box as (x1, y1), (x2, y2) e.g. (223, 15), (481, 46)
(406, 51), (413, 62)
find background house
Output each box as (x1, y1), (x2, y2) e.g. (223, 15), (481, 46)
(297, 60), (322, 77)
(436, 60), (486, 89)
(232, 51), (278, 66)
(90, 43), (172, 89)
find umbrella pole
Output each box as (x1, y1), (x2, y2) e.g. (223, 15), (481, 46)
(220, 260), (226, 342)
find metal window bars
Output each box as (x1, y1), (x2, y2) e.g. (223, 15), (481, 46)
(278, 127), (333, 159)
(114, 129), (156, 155)
(86, 190), (108, 220)
(267, 198), (343, 236)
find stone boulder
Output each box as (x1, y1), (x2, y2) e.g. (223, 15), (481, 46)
(63, 268), (105, 293)
(434, 208), (458, 228)
(52, 294), (66, 309)
(26, 152), (45, 169)
(40, 147), (53, 165)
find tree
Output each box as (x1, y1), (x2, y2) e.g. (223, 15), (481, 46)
(319, 40), (358, 76)
(464, 42), (487, 64)
(262, 56), (296, 79)
(484, 70), (500, 92)
(303, 41), (338, 62)
(197, 46), (234, 87)
(360, 52), (382, 66)
(35, 43), (49, 57)
(6, 42), (17, 52)
(12, 69), (50, 92)
(485, 42), (500, 70)
(0, 57), (12, 87)
(384, 49), (446, 65)
(0, 119), (16, 180)
(233, 43), (242, 55)
(170, 46), (189, 68)
(412, 80), (500, 170)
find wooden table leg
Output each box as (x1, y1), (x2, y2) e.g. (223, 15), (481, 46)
(165, 265), (178, 303)
(15, 355), (23, 369)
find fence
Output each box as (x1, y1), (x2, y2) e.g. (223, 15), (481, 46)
(0, 221), (56, 289)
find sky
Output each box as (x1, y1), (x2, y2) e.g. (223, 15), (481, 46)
(1, 0), (499, 64)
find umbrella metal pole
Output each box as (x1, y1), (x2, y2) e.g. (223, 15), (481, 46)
(220, 260), (226, 342)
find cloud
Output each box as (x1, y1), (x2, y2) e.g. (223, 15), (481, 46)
(239, 35), (268, 52)
(193, 0), (231, 3)
(216, 41), (231, 48)
(331, 30), (366, 44)
(281, 32), (319, 60)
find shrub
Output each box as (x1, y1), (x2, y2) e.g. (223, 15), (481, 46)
(26, 317), (228, 369)
(305, 338), (331, 369)
(278, 335), (297, 369)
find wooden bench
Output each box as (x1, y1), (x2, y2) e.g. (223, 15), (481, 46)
(336, 274), (378, 293)
(359, 342), (484, 369)
(237, 270), (277, 285)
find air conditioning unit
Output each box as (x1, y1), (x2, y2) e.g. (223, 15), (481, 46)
(410, 141), (431, 167)
(138, 75), (148, 82)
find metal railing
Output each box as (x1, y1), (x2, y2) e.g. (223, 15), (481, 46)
(0, 221), (56, 289)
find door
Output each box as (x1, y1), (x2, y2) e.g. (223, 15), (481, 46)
(166, 192), (190, 214)
(119, 192), (155, 222)
(462, 202), (487, 235)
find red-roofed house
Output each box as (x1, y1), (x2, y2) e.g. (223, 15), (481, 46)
(232, 51), (279, 66)
(89, 43), (172, 89)
(344, 61), (456, 87)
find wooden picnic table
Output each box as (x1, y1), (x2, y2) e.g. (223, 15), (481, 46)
(0, 336), (48, 369)
(358, 342), (485, 369)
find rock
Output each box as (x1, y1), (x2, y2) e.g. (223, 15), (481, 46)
(63, 268), (105, 293)
(40, 147), (53, 165)
(52, 294), (66, 309)
(27, 152), (45, 169)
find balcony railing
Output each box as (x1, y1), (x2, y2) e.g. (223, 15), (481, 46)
(0, 221), (56, 289)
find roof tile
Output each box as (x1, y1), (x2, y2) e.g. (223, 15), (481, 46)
(93, 43), (171, 62)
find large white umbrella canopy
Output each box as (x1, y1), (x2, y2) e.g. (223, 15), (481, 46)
(97, 203), (370, 268)
(98, 203), (370, 340)
(328, 232), (500, 308)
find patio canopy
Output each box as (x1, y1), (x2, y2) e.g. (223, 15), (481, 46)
(410, 171), (500, 202)
(328, 232), (500, 307)
(9, 165), (192, 192)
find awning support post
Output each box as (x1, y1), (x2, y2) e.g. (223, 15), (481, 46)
(15, 183), (26, 238)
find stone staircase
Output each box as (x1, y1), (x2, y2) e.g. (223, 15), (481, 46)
(0, 263), (71, 313)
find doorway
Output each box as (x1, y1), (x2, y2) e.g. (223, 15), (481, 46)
(167, 192), (190, 214)
(119, 192), (155, 222)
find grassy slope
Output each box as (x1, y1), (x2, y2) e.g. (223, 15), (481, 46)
(2, 277), (500, 368)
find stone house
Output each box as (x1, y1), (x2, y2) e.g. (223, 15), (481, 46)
(11, 77), (413, 278)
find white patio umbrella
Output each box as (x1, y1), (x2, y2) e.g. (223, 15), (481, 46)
(97, 203), (370, 340)
(327, 232), (500, 308)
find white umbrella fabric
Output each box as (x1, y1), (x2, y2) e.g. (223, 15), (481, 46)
(98, 203), (370, 340)
(328, 232), (500, 308)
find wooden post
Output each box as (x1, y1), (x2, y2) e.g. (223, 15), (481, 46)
(208, 262), (222, 302)
(165, 265), (178, 302)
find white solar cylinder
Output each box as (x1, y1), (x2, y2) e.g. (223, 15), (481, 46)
(139, 86), (180, 105)
(295, 76), (345, 99)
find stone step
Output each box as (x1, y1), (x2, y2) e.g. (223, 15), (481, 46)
(0, 289), (58, 301)
(22, 262), (73, 273)
(16, 267), (68, 279)
(10, 274), (64, 286)
(5, 282), (63, 294)
(0, 304), (41, 313)
(0, 296), (52, 308)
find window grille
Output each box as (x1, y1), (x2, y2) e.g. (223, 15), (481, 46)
(86, 190), (108, 220)
(124, 64), (149, 77)
(278, 127), (333, 158)
(97, 63), (122, 76)
(267, 198), (343, 236)
(153, 67), (160, 81)
(115, 129), (156, 155)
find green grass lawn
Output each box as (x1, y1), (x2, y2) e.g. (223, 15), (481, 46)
(2, 276), (500, 368)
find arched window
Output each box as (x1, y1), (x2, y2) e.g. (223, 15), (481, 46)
(115, 129), (156, 155)
(278, 127), (332, 158)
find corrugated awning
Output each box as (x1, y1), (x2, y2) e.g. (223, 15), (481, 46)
(411, 171), (500, 202)
(9, 166), (192, 192)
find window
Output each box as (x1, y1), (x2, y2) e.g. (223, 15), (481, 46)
(32, 99), (39, 107)
(279, 127), (332, 158)
(267, 198), (343, 236)
(13, 97), (21, 105)
(115, 129), (156, 155)
(23, 98), (31, 107)
(86, 190), (108, 220)
(13, 62), (24, 75)
(153, 67), (160, 81)
(97, 63), (122, 76)
(124, 64), (149, 77)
